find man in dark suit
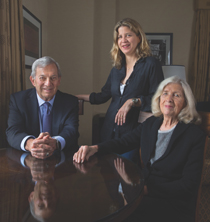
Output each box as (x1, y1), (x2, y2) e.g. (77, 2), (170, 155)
(6, 56), (79, 159)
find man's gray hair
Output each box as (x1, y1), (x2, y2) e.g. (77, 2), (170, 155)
(29, 199), (47, 222)
(151, 75), (201, 124)
(31, 56), (61, 78)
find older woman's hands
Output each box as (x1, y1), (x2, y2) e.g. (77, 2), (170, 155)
(73, 145), (99, 163)
(114, 158), (132, 184)
(73, 155), (98, 173)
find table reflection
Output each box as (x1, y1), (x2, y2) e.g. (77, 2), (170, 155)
(29, 179), (59, 221)
(24, 154), (62, 221)
(0, 148), (143, 222)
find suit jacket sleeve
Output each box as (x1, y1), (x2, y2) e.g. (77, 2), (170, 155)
(89, 71), (112, 105)
(146, 124), (206, 200)
(139, 58), (164, 111)
(97, 123), (142, 154)
(52, 91), (79, 150)
(6, 93), (37, 150)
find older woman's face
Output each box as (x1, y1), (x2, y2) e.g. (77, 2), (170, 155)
(160, 83), (185, 119)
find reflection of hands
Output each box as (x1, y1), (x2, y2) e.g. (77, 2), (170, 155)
(73, 156), (98, 174)
(115, 99), (133, 125)
(25, 155), (55, 182)
(73, 145), (98, 163)
(25, 133), (57, 159)
(114, 158), (132, 185)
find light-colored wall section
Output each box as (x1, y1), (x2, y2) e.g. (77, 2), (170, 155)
(92, 0), (117, 116)
(116, 0), (194, 80)
(47, 0), (95, 145)
(22, 0), (48, 89)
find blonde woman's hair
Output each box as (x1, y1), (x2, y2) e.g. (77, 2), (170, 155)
(151, 76), (201, 124)
(110, 18), (152, 69)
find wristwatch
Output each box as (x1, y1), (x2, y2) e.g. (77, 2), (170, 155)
(132, 98), (139, 107)
(56, 140), (61, 151)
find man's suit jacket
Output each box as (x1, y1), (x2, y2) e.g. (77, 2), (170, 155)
(6, 88), (79, 150)
(98, 116), (206, 216)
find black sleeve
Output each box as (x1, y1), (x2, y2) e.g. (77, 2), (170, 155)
(97, 123), (142, 155)
(140, 59), (164, 111)
(89, 72), (112, 105)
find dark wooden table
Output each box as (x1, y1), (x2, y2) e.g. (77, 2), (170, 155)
(0, 148), (144, 222)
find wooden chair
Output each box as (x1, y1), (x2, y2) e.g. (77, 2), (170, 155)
(195, 135), (208, 222)
(195, 111), (210, 222)
(78, 99), (84, 115)
(198, 111), (210, 136)
(138, 111), (153, 123)
(138, 111), (153, 168)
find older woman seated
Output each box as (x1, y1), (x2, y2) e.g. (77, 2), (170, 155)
(73, 76), (205, 222)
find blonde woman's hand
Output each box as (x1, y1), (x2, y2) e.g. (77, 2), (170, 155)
(115, 99), (133, 125)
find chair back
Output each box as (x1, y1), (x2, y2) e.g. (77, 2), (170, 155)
(198, 111), (210, 137)
(195, 111), (210, 222)
(138, 111), (153, 123)
(78, 99), (84, 115)
(195, 135), (208, 222)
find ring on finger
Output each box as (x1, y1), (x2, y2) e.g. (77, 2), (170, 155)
(46, 152), (49, 157)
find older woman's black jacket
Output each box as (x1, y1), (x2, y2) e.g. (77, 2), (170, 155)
(89, 57), (164, 142)
(97, 116), (205, 217)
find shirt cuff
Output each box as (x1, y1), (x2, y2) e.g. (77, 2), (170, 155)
(52, 136), (66, 150)
(20, 153), (30, 167)
(21, 135), (35, 151)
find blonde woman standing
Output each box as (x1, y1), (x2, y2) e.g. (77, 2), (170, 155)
(77, 18), (164, 162)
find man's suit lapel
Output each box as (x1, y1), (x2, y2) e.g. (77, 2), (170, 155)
(145, 117), (163, 161)
(51, 91), (62, 136)
(26, 88), (40, 136)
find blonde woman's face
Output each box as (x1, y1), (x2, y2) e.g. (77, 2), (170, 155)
(117, 26), (141, 57)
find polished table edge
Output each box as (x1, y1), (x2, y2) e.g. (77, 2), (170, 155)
(0, 148), (7, 151)
(1, 148), (144, 222)
(99, 192), (144, 222)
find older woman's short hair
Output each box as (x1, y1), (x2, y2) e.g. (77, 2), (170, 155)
(151, 76), (201, 124)
(110, 18), (151, 69)
(31, 56), (61, 78)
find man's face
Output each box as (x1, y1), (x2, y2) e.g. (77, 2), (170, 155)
(30, 63), (61, 101)
(29, 181), (58, 220)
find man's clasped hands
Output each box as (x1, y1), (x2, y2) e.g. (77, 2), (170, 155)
(25, 132), (57, 159)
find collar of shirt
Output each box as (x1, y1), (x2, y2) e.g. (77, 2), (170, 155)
(36, 93), (55, 132)
(36, 93), (55, 108)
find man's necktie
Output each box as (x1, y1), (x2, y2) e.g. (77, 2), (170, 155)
(42, 102), (52, 135)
